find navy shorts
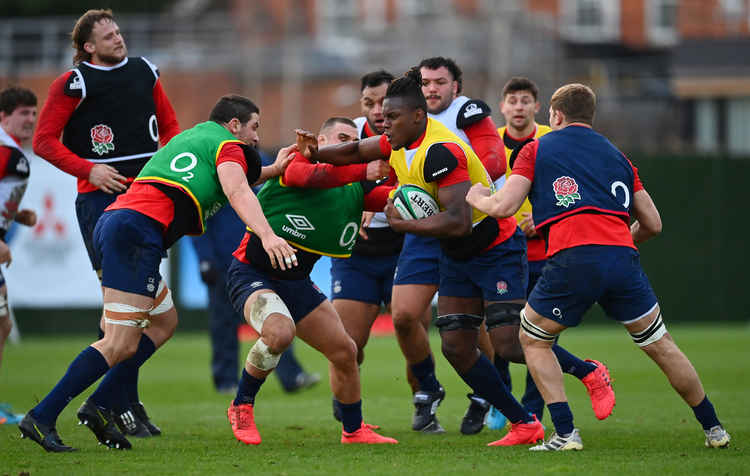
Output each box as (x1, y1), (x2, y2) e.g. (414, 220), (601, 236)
(393, 233), (440, 286)
(226, 258), (327, 324)
(527, 245), (659, 327)
(330, 252), (398, 305)
(439, 229), (528, 302)
(527, 259), (546, 297)
(93, 209), (164, 297)
(76, 190), (122, 270)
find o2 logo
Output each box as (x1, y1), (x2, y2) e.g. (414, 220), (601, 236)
(170, 152), (197, 182)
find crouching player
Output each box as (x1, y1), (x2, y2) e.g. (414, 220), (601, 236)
(225, 118), (397, 445)
(20, 94), (296, 452)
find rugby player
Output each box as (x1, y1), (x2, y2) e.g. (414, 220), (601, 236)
(20, 95), (294, 452)
(467, 83), (730, 450)
(225, 118), (397, 445)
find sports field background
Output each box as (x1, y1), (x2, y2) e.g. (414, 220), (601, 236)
(2, 324), (747, 475)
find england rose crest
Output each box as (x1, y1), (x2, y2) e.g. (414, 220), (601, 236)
(90, 124), (115, 156)
(553, 176), (581, 208)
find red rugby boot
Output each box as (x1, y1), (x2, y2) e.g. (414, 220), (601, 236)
(487, 415), (544, 446)
(228, 402), (261, 445)
(581, 359), (615, 420)
(341, 423), (398, 444)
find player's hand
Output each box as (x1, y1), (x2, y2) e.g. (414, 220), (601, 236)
(89, 164), (127, 194)
(519, 212), (537, 238)
(260, 233), (298, 271)
(384, 198), (405, 231)
(295, 129), (318, 159)
(15, 209), (37, 227)
(366, 160), (391, 182)
(0, 240), (11, 266)
(465, 182), (491, 208)
(272, 144), (297, 176)
(358, 211), (374, 239)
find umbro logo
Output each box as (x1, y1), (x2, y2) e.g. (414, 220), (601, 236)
(69, 76), (82, 90)
(285, 214), (315, 231)
(250, 281), (263, 288)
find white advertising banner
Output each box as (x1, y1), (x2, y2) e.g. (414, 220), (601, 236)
(5, 151), (168, 308)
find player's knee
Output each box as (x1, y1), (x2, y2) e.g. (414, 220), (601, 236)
(260, 323), (295, 354)
(328, 335), (358, 369)
(485, 302), (523, 330)
(246, 292), (294, 335)
(391, 307), (418, 333)
(247, 338), (282, 371)
(629, 311), (668, 348)
(0, 316), (11, 339)
(519, 309), (557, 346)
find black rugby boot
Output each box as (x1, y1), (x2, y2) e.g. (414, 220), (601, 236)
(19, 413), (77, 453)
(76, 398), (132, 449)
(460, 393), (490, 435)
(412, 387), (446, 433)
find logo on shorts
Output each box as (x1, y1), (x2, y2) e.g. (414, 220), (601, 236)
(552, 308), (563, 319)
(552, 176), (581, 208)
(146, 277), (156, 293)
(91, 124), (115, 156)
(250, 281), (263, 289)
(333, 280), (342, 294)
(496, 281), (508, 295)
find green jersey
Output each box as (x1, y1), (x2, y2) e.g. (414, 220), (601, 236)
(136, 121), (259, 235)
(257, 177), (364, 257)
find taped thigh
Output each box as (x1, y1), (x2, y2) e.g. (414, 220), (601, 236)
(104, 302), (151, 328)
(248, 292), (293, 333)
(519, 309), (556, 342)
(629, 312), (667, 347)
(485, 302), (523, 329)
(434, 313), (483, 332)
(149, 280), (174, 316)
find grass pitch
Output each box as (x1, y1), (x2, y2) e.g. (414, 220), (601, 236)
(1, 324), (747, 475)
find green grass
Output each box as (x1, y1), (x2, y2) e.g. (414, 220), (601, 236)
(1, 325), (748, 475)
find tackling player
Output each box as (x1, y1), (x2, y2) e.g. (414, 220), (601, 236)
(467, 83), (730, 451)
(20, 95), (293, 452)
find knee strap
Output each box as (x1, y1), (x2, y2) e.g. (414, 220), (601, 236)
(630, 312), (667, 347)
(247, 338), (282, 371)
(434, 313), (483, 332)
(104, 302), (151, 328)
(519, 309), (556, 342)
(248, 292), (293, 333)
(485, 302), (523, 329)
(149, 280), (174, 316)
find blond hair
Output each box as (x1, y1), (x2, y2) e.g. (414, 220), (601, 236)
(549, 83), (596, 125)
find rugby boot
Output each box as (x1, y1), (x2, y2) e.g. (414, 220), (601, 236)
(19, 413), (77, 452)
(705, 425), (731, 448)
(581, 359), (615, 420)
(530, 428), (583, 451)
(460, 394), (490, 435)
(412, 387), (446, 433)
(487, 415), (544, 446)
(114, 406), (152, 438)
(131, 401), (161, 436)
(76, 398), (132, 450)
(228, 402), (261, 445)
(341, 423), (398, 444)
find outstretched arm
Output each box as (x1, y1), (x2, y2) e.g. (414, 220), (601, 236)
(298, 129), (390, 165)
(218, 162), (298, 270)
(466, 174), (530, 218)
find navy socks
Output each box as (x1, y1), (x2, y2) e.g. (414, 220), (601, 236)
(234, 369), (266, 406)
(552, 345), (597, 379)
(410, 355), (441, 393)
(90, 334), (156, 412)
(32, 346), (110, 426)
(548, 401), (575, 436)
(338, 400), (363, 433)
(692, 396), (721, 430)
(460, 354), (531, 424)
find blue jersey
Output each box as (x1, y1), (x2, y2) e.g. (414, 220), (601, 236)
(529, 126), (634, 232)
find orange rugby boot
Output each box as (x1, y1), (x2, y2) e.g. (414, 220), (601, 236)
(487, 415), (544, 446)
(581, 359), (615, 420)
(228, 402), (261, 445)
(341, 423), (398, 444)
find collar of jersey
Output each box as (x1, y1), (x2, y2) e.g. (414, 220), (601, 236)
(81, 57), (129, 71)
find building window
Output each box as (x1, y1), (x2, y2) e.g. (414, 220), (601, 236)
(646, 0), (678, 46)
(695, 99), (719, 153)
(561, 0), (620, 43)
(727, 97), (750, 156)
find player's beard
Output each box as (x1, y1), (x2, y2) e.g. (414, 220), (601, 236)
(98, 47), (127, 66)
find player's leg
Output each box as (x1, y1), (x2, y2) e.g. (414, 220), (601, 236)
(296, 299), (396, 444)
(460, 322), (493, 435)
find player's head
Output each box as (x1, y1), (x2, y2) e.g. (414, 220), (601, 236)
(209, 95), (261, 146)
(418, 56), (463, 114)
(548, 83), (596, 130)
(383, 67), (428, 150)
(500, 77), (541, 134)
(71, 9), (127, 66)
(360, 70), (394, 135)
(0, 86), (38, 142)
(318, 117), (358, 146)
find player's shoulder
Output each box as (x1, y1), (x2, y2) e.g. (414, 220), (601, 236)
(456, 97), (491, 129)
(535, 124), (552, 137)
(62, 69), (84, 98)
(423, 142), (462, 182)
(138, 56), (160, 80)
(353, 116), (367, 138)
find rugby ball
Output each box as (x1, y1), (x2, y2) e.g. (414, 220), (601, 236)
(392, 185), (439, 220)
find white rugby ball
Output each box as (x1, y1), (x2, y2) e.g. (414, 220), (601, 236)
(392, 184), (439, 220)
